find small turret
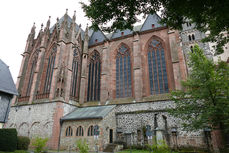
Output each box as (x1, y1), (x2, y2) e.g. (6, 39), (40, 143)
(83, 24), (89, 54)
(27, 22), (36, 42)
(45, 16), (51, 30)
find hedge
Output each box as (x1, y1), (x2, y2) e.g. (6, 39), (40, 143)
(0, 128), (17, 151)
(17, 136), (30, 150)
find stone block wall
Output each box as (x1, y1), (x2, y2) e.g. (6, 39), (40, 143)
(115, 101), (206, 149)
(5, 101), (76, 149)
(60, 107), (116, 151)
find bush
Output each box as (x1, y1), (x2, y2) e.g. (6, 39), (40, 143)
(31, 137), (48, 153)
(147, 140), (172, 153)
(17, 136), (30, 150)
(14, 150), (30, 153)
(76, 139), (89, 153)
(0, 128), (17, 152)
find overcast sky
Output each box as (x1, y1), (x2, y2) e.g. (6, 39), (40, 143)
(0, 0), (89, 83)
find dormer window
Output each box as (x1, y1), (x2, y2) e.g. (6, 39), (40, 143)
(121, 32), (124, 36)
(95, 39), (98, 43)
(152, 24), (155, 28)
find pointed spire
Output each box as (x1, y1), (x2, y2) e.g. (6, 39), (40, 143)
(83, 24), (89, 54)
(31, 22), (36, 34)
(45, 16), (51, 29)
(40, 23), (44, 31)
(73, 10), (76, 22)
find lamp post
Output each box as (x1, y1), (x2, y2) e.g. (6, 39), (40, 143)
(204, 127), (212, 152)
(171, 127), (178, 150)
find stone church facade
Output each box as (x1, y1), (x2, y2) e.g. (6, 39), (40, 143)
(6, 11), (208, 150)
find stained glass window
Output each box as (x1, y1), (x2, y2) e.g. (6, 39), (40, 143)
(116, 44), (132, 98)
(44, 45), (57, 93)
(87, 51), (101, 101)
(148, 40), (169, 95)
(70, 49), (81, 100)
(26, 51), (38, 96)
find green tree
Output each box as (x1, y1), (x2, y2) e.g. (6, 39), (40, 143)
(169, 45), (229, 134)
(81, 0), (229, 54)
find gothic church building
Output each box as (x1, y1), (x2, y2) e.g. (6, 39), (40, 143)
(6, 11), (207, 150)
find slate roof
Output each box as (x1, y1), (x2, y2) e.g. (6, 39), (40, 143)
(0, 59), (18, 95)
(48, 13), (166, 44)
(61, 105), (115, 122)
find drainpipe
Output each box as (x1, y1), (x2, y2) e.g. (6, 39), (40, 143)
(58, 119), (63, 152)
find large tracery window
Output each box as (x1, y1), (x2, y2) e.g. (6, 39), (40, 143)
(26, 51), (38, 96)
(70, 49), (81, 100)
(44, 45), (57, 93)
(87, 51), (101, 101)
(147, 39), (169, 95)
(116, 44), (132, 98)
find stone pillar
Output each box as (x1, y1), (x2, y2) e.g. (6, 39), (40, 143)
(11, 52), (29, 105)
(132, 34), (143, 101)
(49, 42), (64, 100)
(79, 53), (88, 104)
(79, 26), (89, 104)
(100, 43), (109, 104)
(63, 44), (74, 103)
(168, 30), (187, 90)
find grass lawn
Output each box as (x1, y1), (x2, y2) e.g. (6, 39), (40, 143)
(118, 149), (149, 153)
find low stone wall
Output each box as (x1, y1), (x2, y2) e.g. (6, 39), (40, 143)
(115, 101), (206, 149)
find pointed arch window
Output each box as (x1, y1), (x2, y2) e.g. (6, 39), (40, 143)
(44, 45), (57, 93)
(147, 39), (169, 95)
(70, 49), (81, 99)
(76, 126), (84, 136)
(88, 125), (94, 136)
(26, 51), (39, 96)
(87, 51), (101, 101)
(116, 44), (132, 98)
(65, 126), (73, 136)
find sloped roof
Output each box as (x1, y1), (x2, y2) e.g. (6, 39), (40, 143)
(50, 15), (85, 39)
(0, 59), (18, 95)
(140, 13), (165, 31)
(89, 29), (108, 46)
(61, 105), (115, 122)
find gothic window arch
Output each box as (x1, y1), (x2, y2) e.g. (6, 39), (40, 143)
(116, 44), (132, 98)
(87, 51), (101, 101)
(76, 126), (84, 136)
(26, 51), (39, 96)
(44, 45), (57, 93)
(88, 125), (94, 136)
(147, 39), (169, 95)
(70, 48), (81, 100)
(65, 126), (73, 136)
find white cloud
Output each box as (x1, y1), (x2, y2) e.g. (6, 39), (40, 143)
(0, 0), (89, 82)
